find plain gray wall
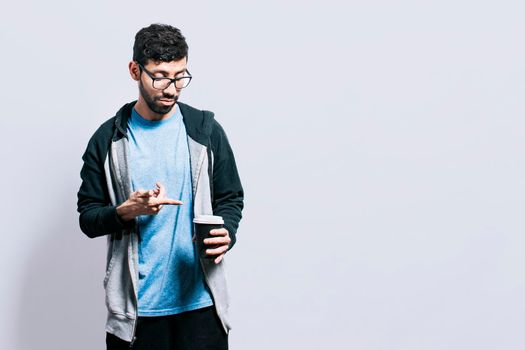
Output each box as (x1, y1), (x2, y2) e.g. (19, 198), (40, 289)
(1, 0), (524, 349)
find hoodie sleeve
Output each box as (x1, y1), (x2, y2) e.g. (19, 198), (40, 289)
(77, 126), (135, 238)
(210, 120), (244, 250)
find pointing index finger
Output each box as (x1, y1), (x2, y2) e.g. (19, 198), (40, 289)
(153, 198), (183, 206)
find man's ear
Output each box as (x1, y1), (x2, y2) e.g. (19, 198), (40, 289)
(128, 61), (140, 81)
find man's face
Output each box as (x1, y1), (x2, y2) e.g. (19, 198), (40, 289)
(135, 58), (188, 115)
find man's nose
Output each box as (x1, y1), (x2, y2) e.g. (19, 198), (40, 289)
(164, 81), (179, 95)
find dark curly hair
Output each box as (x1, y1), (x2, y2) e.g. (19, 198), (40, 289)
(133, 23), (189, 66)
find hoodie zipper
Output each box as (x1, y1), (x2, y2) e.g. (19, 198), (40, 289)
(129, 232), (139, 349)
(129, 317), (137, 348)
(192, 145), (229, 334)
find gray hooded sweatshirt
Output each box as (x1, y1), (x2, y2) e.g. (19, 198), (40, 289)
(77, 101), (244, 343)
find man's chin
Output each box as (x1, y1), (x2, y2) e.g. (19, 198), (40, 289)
(150, 101), (176, 115)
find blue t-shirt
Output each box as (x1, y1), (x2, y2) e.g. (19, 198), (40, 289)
(127, 105), (213, 316)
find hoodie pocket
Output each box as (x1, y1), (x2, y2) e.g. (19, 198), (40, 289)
(103, 239), (136, 318)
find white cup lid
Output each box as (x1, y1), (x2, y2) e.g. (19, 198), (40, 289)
(193, 215), (224, 224)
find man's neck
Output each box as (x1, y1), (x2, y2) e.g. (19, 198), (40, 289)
(134, 98), (176, 121)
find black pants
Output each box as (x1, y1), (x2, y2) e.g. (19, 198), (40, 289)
(106, 306), (228, 350)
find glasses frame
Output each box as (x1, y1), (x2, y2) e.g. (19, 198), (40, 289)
(137, 63), (192, 90)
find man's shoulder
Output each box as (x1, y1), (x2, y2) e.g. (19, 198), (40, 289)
(178, 101), (218, 141)
(178, 101), (215, 121)
(91, 116), (116, 142)
(83, 116), (117, 158)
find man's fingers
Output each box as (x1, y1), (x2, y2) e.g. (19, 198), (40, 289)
(150, 206), (160, 214)
(214, 254), (224, 264)
(209, 228), (228, 236)
(136, 189), (154, 198)
(149, 198), (183, 206)
(135, 196), (153, 204)
(156, 182), (166, 198)
(203, 237), (231, 245)
(157, 198), (183, 206)
(206, 245), (229, 256)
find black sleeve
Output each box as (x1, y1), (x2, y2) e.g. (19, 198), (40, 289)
(77, 132), (134, 238)
(210, 120), (244, 250)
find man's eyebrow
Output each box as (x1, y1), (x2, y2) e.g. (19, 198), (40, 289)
(151, 68), (187, 76)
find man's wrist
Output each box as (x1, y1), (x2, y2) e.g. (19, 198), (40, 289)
(116, 202), (134, 222)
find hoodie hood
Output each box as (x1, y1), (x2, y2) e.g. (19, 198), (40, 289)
(112, 100), (216, 145)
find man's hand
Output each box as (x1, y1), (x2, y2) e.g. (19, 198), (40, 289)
(152, 181), (167, 209)
(203, 228), (231, 264)
(117, 182), (182, 222)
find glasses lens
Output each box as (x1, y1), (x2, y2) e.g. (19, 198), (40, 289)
(151, 73), (192, 90)
(152, 78), (172, 90)
(175, 77), (191, 89)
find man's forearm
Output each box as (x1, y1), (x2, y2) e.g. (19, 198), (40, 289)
(79, 205), (134, 238)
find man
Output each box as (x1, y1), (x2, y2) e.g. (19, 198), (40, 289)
(77, 23), (244, 350)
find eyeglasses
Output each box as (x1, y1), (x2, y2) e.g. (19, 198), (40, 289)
(137, 63), (192, 90)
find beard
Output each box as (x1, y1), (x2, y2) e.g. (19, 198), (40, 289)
(139, 80), (178, 115)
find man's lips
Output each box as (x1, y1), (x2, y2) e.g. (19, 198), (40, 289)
(158, 98), (175, 105)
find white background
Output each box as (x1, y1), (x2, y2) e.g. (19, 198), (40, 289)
(1, 1), (524, 349)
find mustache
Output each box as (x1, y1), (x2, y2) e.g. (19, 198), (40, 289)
(156, 93), (177, 100)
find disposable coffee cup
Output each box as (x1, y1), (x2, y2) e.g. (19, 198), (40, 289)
(193, 215), (224, 259)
